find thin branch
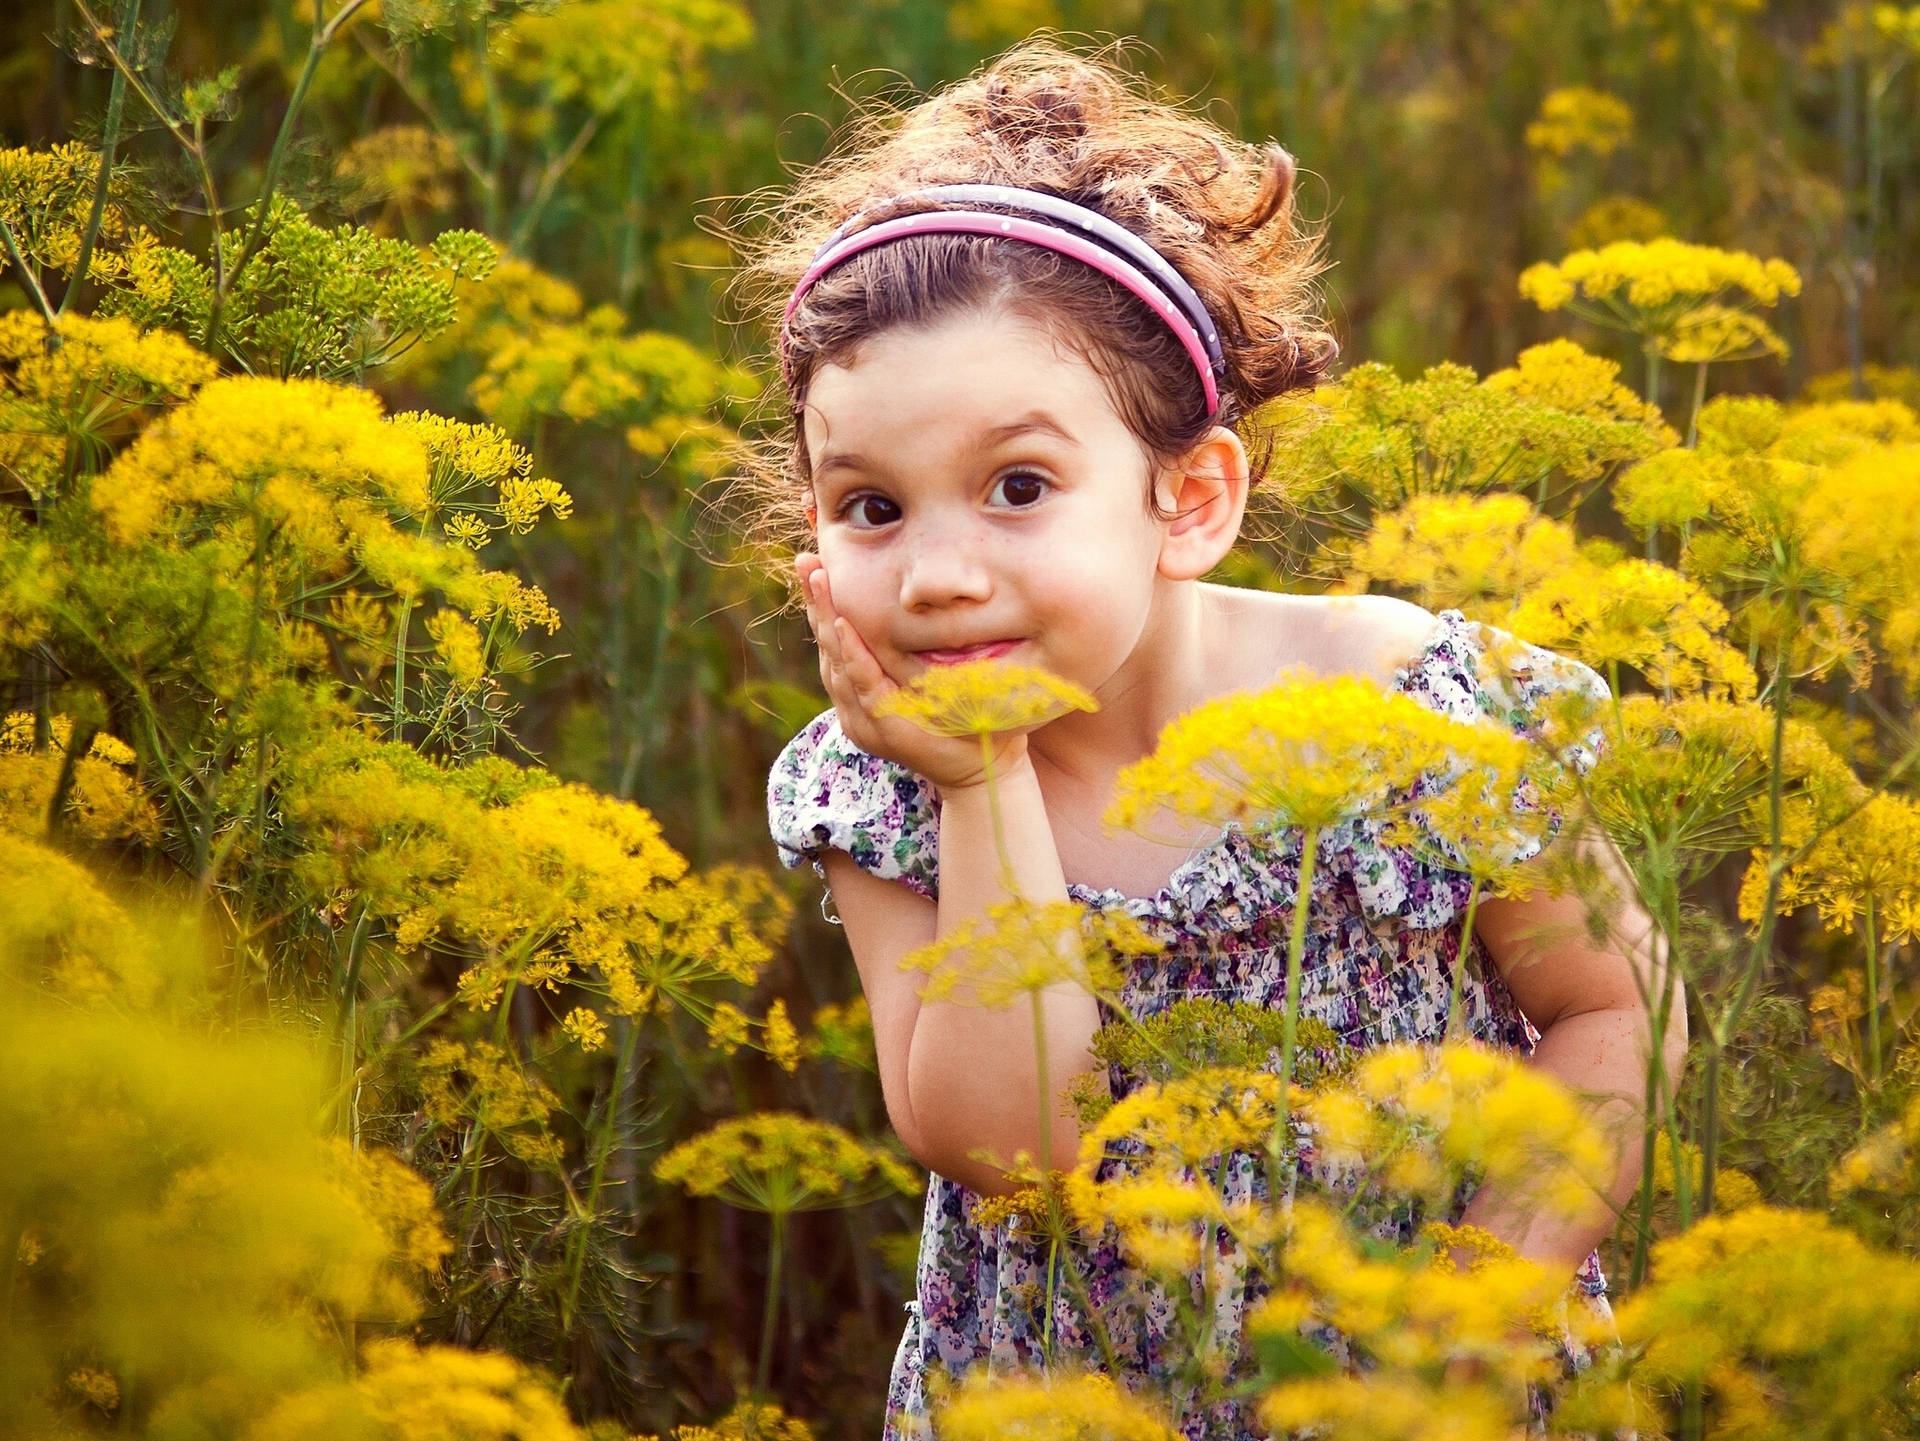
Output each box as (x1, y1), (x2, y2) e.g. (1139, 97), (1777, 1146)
(352, 27), (498, 200)
(69, 0), (227, 294)
(230, 0), (379, 290)
(506, 72), (637, 256)
(0, 215), (59, 331)
(63, 0), (140, 316)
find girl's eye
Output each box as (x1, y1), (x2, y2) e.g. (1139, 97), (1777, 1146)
(989, 472), (1049, 509)
(843, 493), (902, 529)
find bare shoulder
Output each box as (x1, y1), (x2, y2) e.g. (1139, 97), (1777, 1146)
(1201, 585), (1440, 687)
(1307, 594), (1444, 684)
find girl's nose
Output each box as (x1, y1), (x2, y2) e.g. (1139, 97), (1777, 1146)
(897, 535), (994, 612)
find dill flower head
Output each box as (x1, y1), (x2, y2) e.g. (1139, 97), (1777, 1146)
(1509, 556), (1757, 699)
(1343, 493), (1582, 623)
(1309, 1042), (1610, 1221)
(248, 1338), (584, 1441)
(652, 1111), (918, 1215)
(934, 1371), (1179, 1441)
(1659, 301), (1789, 366)
(1108, 672), (1457, 839)
(1253, 1202), (1562, 1440)
(876, 659), (1098, 737)
(1747, 792), (1920, 938)
(1079, 1065), (1283, 1174)
(901, 898), (1156, 1009)
(1615, 1205), (1920, 1435)
(1520, 238), (1801, 335)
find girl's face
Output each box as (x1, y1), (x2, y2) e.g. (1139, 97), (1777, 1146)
(802, 309), (1207, 695)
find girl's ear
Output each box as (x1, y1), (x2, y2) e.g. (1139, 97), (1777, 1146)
(1154, 428), (1251, 582)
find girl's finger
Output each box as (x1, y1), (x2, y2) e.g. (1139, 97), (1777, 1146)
(807, 567), (848, 670)
(832, 615), (897, 712)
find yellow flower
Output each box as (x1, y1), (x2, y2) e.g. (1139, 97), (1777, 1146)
(1614, 1206), (1920, 1437)
(1107, 672), (1455, 838)
(1342, 493), (1582, 623)
(1659, 301), (1788, 366)
(1509, 556), (1757, 699)
(1521, 238), (1800, 327)
(934, 1371), (1179, 1441)
(1308, 1042), (1610, 1221)
(1747, 792), (1920, 939)
(1525, 86), (1634, 159)
(246, 1338), (586, 1441)
(652, 1112), (918, 1215)
(1079, 1065), (1283, 1174)
(65, 1368), (119, 1412)
(877, 659), (1098, 737)
(902, 897), (1156, 1009)
(561, 1006), (609, 1051)
(1481, 337), (1668, 431)
(763, 997), (802, 1073)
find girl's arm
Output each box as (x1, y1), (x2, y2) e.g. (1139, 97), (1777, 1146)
(803, 560), (1101, 1194)
(1467, 837), (1683, 1271)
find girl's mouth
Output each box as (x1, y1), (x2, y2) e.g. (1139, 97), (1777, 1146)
(914, 639), (1024, 666)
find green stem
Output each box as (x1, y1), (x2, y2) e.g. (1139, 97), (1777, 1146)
(1864, 895), (1882, 1088)
(1447, 876), (1484, 1040)
(1700, 639), (1796, 1210)
(980, 730), (1015, 893)
(1030, 987), (1052, 1181)
(62, 0), (137, 316)
(0, 215), (58, 332)
(1698, 1044), (1722, 1217)
(755, 1208), (788, 1397)
(561, 1017), (644, 1326)
(1686, 361), (1709, 449)
(1274, 827), (1322, 1163)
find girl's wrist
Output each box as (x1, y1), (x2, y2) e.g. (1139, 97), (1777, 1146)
(934, 739), (1035, 800)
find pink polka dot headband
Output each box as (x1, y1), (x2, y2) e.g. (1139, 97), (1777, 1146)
(780, 185), (1227, 418)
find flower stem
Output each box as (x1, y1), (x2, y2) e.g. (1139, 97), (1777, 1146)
(1274, 827), (1322, 1162)
(1864, 895), (1882, 1088)
(1447, 877), (1484, 1040)
(755, 1207), (788, 1397)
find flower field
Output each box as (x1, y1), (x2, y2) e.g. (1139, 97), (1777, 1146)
(3, 1), (1920, 1438)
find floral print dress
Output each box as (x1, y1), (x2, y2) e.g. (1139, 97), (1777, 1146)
(766, 611), (1612, 1440)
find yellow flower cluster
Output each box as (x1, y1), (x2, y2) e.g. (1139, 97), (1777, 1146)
(287, 737), (783, 1030)
(1596, 1206), (1920, 1438)
(0, 311), (216, 501)
(1521, 239), (1800, 320)
(1510, 554), (1757, 699)
(0, 710), (159, 844)
(247, 1339), (586, 1441)
(643, 1399), (816, 1441)
(1255, 1202), (1562, 1441)
(1342, 493), (1583, 623)
(652, 1111), (919, 1216)
(419, 1039), (567, 1172)
(1107, 672), (1457, 838)
(1525, 86), (1634, 159)
(1751, 792), (1920, 939)
(902, 898), (1156, 1009)
(1261, 342), (1671, 517)
(1579, 694), (1861, 880)
(933, 1371), (1178, 1441)
(877, 658), (1099, 737)
(1306, 1042), (1611, 1221)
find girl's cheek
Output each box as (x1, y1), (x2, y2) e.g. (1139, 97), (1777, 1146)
(816, 543), (899, 643)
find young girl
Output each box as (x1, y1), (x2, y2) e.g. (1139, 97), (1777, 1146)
(754, 43), (1675, 1440)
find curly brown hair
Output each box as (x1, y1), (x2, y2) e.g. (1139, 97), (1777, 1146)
(727, 40), (1336, 555)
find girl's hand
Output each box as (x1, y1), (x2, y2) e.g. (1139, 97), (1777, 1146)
(798, 555), (1028, 793)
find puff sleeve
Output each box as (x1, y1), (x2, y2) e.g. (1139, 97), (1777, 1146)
(766, 710), (942, 900)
